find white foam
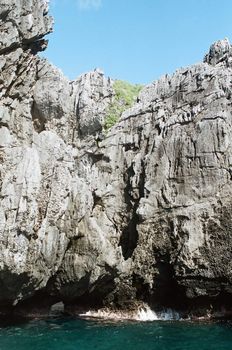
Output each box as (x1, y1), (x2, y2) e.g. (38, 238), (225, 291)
(135, 306), (158, 321)
(79, 304), (180, 322)
(159, 308), (180, 321)
(136, 305), (180, 321)
(79, 309), (131, 321)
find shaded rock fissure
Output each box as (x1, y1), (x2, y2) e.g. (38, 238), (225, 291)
(119, 157), (146, 260)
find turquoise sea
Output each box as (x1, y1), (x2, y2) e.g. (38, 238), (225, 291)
(0, 317), (232, 350)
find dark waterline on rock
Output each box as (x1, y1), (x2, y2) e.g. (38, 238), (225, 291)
(0, 317), (232, 350)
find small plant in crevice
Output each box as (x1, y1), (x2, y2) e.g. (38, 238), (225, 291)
(104, 80), (143, 132)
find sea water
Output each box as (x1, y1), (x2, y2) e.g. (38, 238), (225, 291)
(0, 316), (232, 350)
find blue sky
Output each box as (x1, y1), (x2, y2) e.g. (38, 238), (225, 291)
(43, 0), (232, 84)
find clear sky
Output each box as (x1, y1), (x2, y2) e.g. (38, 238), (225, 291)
(43, 0), (232, 84)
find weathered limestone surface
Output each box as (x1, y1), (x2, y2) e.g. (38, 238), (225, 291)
(1, 0), (232, 315)
(0, 0), (52, 53)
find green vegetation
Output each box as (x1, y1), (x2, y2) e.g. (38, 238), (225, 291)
(104, 80), (143, 132)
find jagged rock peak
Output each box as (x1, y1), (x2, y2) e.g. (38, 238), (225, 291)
(204, 38), (232, 66)
(0, 0), (53, 54)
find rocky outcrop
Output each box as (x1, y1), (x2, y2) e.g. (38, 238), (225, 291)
(0, 0), (52, 54)
(1, 1), (232, 318)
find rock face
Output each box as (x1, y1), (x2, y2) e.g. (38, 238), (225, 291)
(1, 1), (232, 317)
(0, 0), (52, 53)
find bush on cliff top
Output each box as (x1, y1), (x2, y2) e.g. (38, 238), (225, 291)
(104, 80), (143, 131)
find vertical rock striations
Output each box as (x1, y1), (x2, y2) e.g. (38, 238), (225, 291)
(1, 1), (232, 317)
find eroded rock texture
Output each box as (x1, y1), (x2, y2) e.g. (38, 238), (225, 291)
(1, 0), (232, 316)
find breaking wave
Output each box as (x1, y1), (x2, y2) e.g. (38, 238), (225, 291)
(79, 304), (180, 322)
(136, 306), (180, 321)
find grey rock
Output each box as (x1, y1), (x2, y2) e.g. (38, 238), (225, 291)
(1, 0), (232, 317)
(73, 68), (114, 137)
(0, 0), (52, 53)
(204, 38), (232, 66)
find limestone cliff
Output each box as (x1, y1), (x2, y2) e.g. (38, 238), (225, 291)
(1, 0), (232, 318)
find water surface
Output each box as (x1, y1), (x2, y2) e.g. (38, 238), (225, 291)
(0, 317), (232, 350)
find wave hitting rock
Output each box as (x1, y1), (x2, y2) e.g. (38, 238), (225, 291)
(79, 305), (180, 322)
